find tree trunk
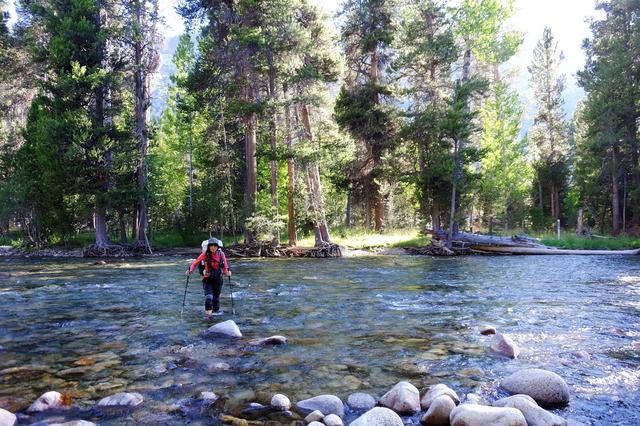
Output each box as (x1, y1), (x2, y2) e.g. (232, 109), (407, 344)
(283, 85), (297, 246)
(576, 207), (584, 235)
(243, 110), (257, 244)
(345, 193), (352, 228)
(612, 146), (620, 236)
(94, 206), (110, 247)
(133, 0), (152, 253)
(119, 209), (128, 243)
(431, 202), (441, 232)
(267, 55), (279, 246)
(300, 103), (330, 245)
(538, 179), (544, 212)
(550, 184), (556, 223)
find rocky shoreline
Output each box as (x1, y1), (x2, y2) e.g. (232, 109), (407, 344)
(0, 320), (585, 426)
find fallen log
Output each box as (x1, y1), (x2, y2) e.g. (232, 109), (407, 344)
(425, 230), (640, 256)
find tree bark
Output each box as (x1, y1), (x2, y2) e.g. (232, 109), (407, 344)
(94, 205), (110, 247)
(576, 207), (584, 235)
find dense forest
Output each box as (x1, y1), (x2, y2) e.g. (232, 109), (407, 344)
(0, 0), (639, 251)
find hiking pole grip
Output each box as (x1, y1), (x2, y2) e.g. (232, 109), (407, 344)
(180, 273), (190, 319)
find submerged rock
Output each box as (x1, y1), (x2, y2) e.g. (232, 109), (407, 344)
(493, 394), (567, 426)
(200, 392), (218, 402)
(27, 391), (68, 413)
(379, 381), (420, 414)
(421, 394), (456, 425)
(420, 384), (460, 410)
(98, 392), (144, 407)
(49, 421), (97, 426)
(500, 368), (570, 407)
(206, 320), (242, 338)
(350, 407), (404, 426)
(347, 392), (376, 411)
(450, 404), (527, 426)
(490, 333), (520, 359)
(479, 325), (497, 335)
(248, 336), (287, 346)
(0, 408), (16, 426)
(296, 394), (344, 418)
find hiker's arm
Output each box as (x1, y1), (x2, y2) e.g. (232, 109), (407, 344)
(222, 252), (230, 276)
(186, 253), (205, 274)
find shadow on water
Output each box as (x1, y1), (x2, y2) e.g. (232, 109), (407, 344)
(0, 255), (639, 424)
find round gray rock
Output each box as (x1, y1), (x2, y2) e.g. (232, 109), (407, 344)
(450, 404), (527, 426)
(271, 393), (291, 411)
(421, 394), (456, 425)
(305, 410), (324, 423)
(379, 381), (420, 414)
(493, 394), (567, 426)
(500, 369), (570, 407)
(324, 413), (344, 426)
(490, 333), (520, 359)
(350, 407), (404, 426)
(27, 391), (66, 413)
(420, 384), (460, 410)
(296, 395), (344, 418)
(0, 408), (16, 426)
(347, 393), (376, 411)
(98, 392), (144, 407)
(308, 422), (324, 426)
(206, 320), (242, 338)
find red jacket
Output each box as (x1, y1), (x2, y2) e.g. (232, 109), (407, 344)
(189, 250), (229, 276)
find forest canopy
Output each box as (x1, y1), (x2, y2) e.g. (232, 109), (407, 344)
(0, 0), (639, 250)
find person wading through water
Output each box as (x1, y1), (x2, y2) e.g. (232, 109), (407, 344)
(185, 238), (231, 316)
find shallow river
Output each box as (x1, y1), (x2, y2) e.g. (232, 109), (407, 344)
(1, 255), (639, 425)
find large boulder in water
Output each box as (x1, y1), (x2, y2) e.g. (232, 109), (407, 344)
(500, 369), (570, 407)
(27, 391), (67, 413)
(98, 392), (144, 407)
(379, 381), (420, 414)
(450, 404), (527, 426)
(0, 408), (16, 426)
(206, 320), (242, 338)
(296, 395), (344, 418)
(493, 394), (567, 426)
(350, 407), (403, 426)
(490, 333), (520, 358)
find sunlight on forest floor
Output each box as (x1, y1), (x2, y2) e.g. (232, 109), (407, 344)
(296, 228), (430, 249)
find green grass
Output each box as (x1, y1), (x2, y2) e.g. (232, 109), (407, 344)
(296, 228), (430, 250)
(539, 233), (640, 250)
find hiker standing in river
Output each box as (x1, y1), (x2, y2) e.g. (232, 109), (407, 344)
(185, 238), (231, 316)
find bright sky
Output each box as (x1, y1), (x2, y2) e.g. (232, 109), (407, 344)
(9, 0), (599, 123)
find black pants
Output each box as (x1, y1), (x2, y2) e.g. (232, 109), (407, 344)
(202, 274), (223, 312)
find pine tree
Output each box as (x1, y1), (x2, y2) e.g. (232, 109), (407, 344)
(528, 27), (568, 228)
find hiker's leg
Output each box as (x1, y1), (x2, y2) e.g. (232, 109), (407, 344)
(212, 274), (223, 312)
(202, 279), (214, 313)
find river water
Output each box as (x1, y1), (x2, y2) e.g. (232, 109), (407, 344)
(0, 255), (639, 425)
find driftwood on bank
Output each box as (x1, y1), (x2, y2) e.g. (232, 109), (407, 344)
(419, 229), (640, 256)
(224, 241), (342, 258)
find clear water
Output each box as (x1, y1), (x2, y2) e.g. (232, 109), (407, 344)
(1, 255), (639, 425)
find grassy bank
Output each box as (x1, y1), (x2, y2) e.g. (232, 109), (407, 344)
(539, 233), (640, 250)
(296, 228), (430, 250)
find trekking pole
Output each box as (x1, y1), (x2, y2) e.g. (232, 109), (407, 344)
(180, 273), (190, 319)
(228, 275), (236, 315)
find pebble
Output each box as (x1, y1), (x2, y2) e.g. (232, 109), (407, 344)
(421, 394), (456, 425)
(490, 333), (520, 359)
(350, 407), (404, 426)
(49, 421), (97, 426)
(493, 394), (567, 426)
(0, 408), (16, 426)
(420, 383), (460, 410)
(248, 336), (287, 346)
(305, 410), (324, 423)
(450, 404), (527, 426)
(324, 413), (344, 426)
(27, 391), (67, 413)
(480, 325), (497, 335)
(296, 395), (344, 418)
(206, 320), (242, 338)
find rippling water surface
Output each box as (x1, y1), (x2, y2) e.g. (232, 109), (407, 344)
(1, 255), (639, 425)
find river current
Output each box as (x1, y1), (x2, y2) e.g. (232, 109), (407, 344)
(0, 255), (639, 425)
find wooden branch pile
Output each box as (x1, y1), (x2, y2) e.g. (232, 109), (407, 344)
(225, 242), (342, 258)
(83, 242), (151, 257)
